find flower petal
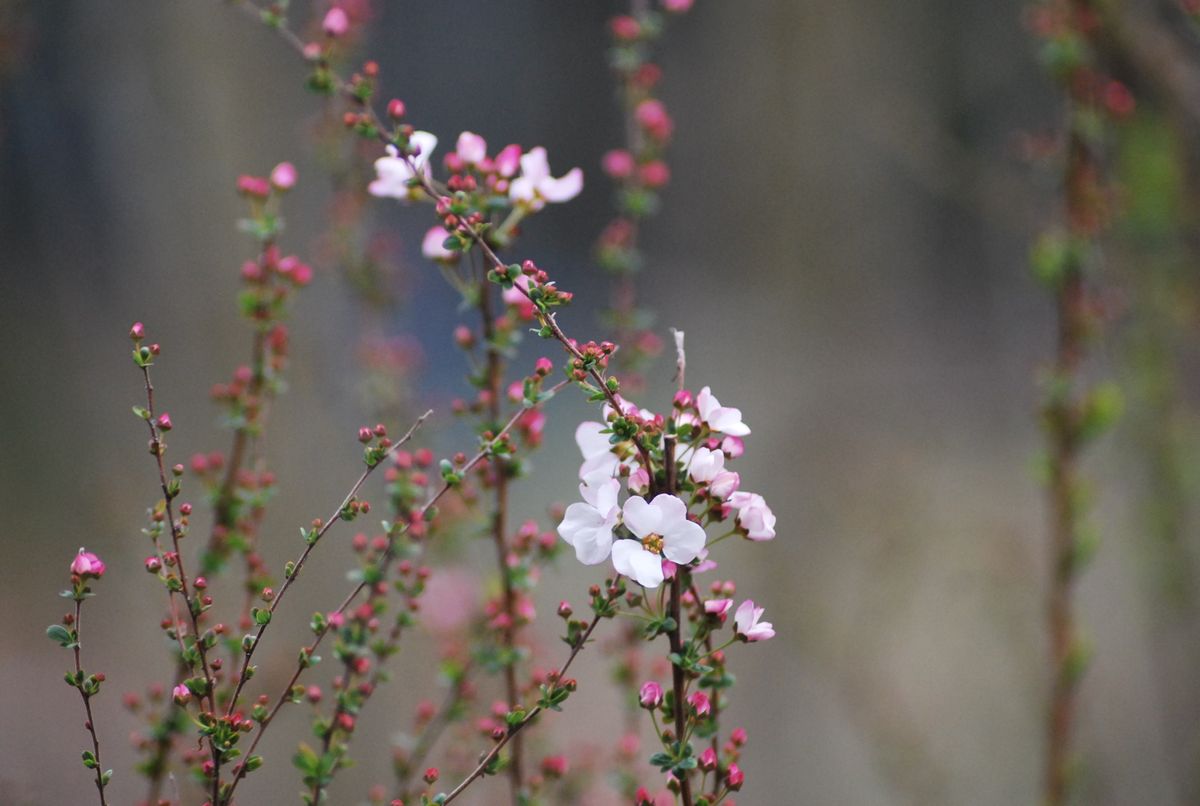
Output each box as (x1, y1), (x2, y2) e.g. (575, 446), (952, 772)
(540, 167), (583, 203)
(621, 496), (661, 539)
(663, 517), (706, 565)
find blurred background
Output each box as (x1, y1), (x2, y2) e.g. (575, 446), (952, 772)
(3, 1), (1200, 804)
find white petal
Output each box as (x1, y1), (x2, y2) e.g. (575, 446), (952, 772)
(612, 541), (664, 588)
(408, 131), (439, 168)
(518, 147), (550, 183)
(621, 496), (661, 539)
(539, 167), (583, 203)
(575, 421), (611, 459)
(509, 176), (537, 204)
(710, 406), (750, 436)
(663, 518), (707, 565)
(648, 493), (689, 526)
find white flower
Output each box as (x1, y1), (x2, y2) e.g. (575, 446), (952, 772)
(696, 386), (750, 437)
(575, 420), (620, 479)
(728, 491), (775, 541)
(368, 132), (438, 199)
(456, 131), (487, 165)
(558, 476), (620, 565)
(509, 147), (583, 210)
(612, 494), (706, 588)
(733, 599), (775, 642)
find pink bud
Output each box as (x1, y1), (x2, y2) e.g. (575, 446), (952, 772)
(129, 322), (145, 340)
(145, 556), (162, 573)
(731, 727), (747, 745)
(726, 763), (745, 790)
(534, 357), (554, 376)
(322, 6), (349, 37)
(173, 683), (192, 705)
(387, 98), (406, 120)
(699, 747), (718, 771)
(602, 149), (635, 179)
(639, 160), (670, 188)
(156, 413), (173, 431)
(638, 681), (663, 709)
(71, 550), (106, 579)
(423, 767), (439, 784)
(270, 162), (297, 191)
(687, 690), (711, 718)
(236, 175), (271, 199)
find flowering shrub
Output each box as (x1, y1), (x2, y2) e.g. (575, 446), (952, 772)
(47, 3), (778, 805)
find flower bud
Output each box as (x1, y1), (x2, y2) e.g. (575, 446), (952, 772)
(322, 6), (349, 37)
(687, 690), (711, 718)
(387, 98), (406, 119)
(129, 322), (145, 341)
(173, 683), (192, 706)
(638, 681), (663, 709)
(71, 549), (106, 579)
(423, 767), (439, 784)
(726, 763), (745, 790)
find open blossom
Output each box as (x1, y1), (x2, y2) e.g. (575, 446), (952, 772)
(575, 420), (620, 479)
(557, 476), (620, 564)
(728, 491), (776, 540)
(612, 494), (706, 588)
(734, 599), (775, 642)
(509, 146), (583, 209)
(421, 226), (457, 262)
(697, 386), (750, 436)
(70, 549), (106, 578)
(368, 132), (438, 199)
(687, 446), (740, 499)
(455, 131), (487, 165)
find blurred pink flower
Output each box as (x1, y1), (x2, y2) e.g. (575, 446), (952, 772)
(733, 599), (775, 642)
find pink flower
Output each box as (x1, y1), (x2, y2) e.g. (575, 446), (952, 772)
(728, 492), (776, 541)
(699, 747), (718, 771)
(322, 6), (349, 37)
(612, 495), (706, 588)
(455, 131), (488, 166)
(704, 598), (734, 620)
(509, 147), (583, 209)
(639, 681), (663, 709)
(733, 599), (775, 642)
(687, 690), (711, 717)
(270, 162), (297, 190)
(369, 133), (438, 199)
(696, 386), (750, 436)
(557, 475), (620, 565)
(70, 549), (106, 578)
(421, 226), (457, 262)
(172, 683), (192, 705)
(495, 144), (522, 177)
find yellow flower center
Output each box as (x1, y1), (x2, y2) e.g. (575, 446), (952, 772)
(641, 533), (664, 555)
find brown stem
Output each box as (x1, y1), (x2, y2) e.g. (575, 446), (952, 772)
(72, 599), (109, 806)
(222, 389), (565, 805)
(479, 262), (524, 800)
(224, 409), (432, 718)
(440, 584), (622, 805)
(139, 364), (224, 802)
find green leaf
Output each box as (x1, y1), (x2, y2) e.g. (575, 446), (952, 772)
(46, 624), (75, 648)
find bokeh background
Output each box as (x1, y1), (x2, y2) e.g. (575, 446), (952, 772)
(3, 1), (1200, 804)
